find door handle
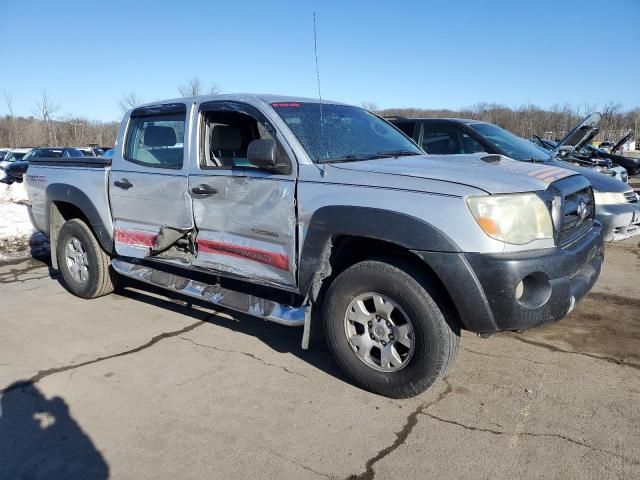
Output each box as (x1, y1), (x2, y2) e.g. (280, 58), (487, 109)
(191, 184), (218, 196)
(114, 178), (133, 190)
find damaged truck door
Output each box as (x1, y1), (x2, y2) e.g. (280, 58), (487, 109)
(110, 103), (195, 260)
(189, 101), (297, 287)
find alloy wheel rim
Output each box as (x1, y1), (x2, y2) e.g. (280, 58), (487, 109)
(343, 292), (415, 372)
(65, 236), (89, 283)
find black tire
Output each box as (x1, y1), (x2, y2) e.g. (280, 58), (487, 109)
(322, 258), (459, 398)
(56, 218), (116, 299)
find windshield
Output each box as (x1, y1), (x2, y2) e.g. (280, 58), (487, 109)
(469, 123), (551, 162)
(271, 102), (422, 163)
(4, 152), (27, 162)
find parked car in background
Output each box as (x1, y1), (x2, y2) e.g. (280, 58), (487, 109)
(590, 132), (639, 176)
(388, 117), (640, 242)
(102, 148), (114, 158)
(24, 94), (605, 397)
(77, 147), (105, 157)
(597, 141), (615, 152)
(534, 131), (640, 176)
(533, 136), (630, 181)
(0, 148), (11, 161)
(548, 114), (628, 183)
(609, 132), (633, 154)
(0, 148), (32, 183)
(2, 147), (84, 184)
(77, 148), (96, 156)
(579, 144), (639, 176)
(0, 148), (31, 169)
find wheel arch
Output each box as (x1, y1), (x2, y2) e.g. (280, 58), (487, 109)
(299, 206), (464, 329)
(45, 184), (113, 268)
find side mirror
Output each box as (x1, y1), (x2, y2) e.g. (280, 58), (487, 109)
(247, 139), (291, 174)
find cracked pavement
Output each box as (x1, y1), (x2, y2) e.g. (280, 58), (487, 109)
(1, 239), (639, 479)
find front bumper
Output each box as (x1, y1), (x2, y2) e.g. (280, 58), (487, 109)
(413, 222), (604, 334)
(596, 202), (640, 242)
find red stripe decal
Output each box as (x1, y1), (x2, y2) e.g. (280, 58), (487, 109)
(114, 228), (157, 248)
(198, 239), (289, 271)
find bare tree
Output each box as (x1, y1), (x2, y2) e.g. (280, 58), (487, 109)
(3, 92), (18, 147)
(178, 78), (203, 97)
(32, 91), (60, 146)
(361, 102), (379, 112)
(118, 92), (143, 112)
(178, 78), (220, 97)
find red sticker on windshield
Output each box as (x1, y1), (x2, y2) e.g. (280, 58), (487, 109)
(271, 103), (301, 107)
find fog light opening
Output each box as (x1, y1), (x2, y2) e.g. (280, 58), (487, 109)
(515, 273), (552, 309)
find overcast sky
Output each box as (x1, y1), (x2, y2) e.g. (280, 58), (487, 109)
(1, 0), (639, 122)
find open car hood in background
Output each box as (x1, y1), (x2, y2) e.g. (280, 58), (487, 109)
(552, 112), (602, 153)
(611, 132), (633, 153)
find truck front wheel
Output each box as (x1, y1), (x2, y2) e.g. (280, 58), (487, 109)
(56, 218), (116, 299)
(323, 258), (459, 398)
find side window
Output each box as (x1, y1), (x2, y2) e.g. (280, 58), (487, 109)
(202, 108), (281, 169)
(124, 113), (185, 169)
(421, 125), (463, 154)
(461, 133), (486, 154)
(394, 121), (417, 139)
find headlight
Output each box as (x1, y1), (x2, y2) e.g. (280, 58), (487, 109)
(593, 191), (627, 205)
(467, 193), (554, 245)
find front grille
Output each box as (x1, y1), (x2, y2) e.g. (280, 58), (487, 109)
(625, 191), (638, 204)
(550, 176), (595, 247)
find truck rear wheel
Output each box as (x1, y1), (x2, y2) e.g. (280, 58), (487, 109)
(56, 218), (115, 299)
(322, 258), (459, 398)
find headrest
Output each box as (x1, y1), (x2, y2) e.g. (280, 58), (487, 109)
(144, 126), (177, 147)
(211, 125), (242, 150)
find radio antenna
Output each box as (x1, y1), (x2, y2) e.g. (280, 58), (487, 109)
(313, 12), (323, 108)
(313, 11), (327, 176)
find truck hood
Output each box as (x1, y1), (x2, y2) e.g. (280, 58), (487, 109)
(330, 154), (577, 194)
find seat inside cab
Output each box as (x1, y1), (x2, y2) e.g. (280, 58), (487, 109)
(203, 110), (275, 168)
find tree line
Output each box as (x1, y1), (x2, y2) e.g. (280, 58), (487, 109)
(2, 83), (638, 148)
(0, 78), (220, 148)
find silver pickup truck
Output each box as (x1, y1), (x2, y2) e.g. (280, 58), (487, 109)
(25, 94), (604, 398)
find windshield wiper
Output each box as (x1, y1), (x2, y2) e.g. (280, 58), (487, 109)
(373, 150), (421, 158)
(321, 154), (379, 164)
(320, 150), (421, 164)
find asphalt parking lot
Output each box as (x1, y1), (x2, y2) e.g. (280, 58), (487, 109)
(1, 239), (639, 480)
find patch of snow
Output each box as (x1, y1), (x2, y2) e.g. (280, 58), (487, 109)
(0, 183), (49, 260)
(0, 181), (29, 204)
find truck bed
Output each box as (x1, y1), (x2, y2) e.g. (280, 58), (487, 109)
(25, 156), (113, 244)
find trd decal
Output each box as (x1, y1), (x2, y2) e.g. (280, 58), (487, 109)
(26, 175), (47, 183)
(114, 228), (157, 248)
(197, 239), (289, 271)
